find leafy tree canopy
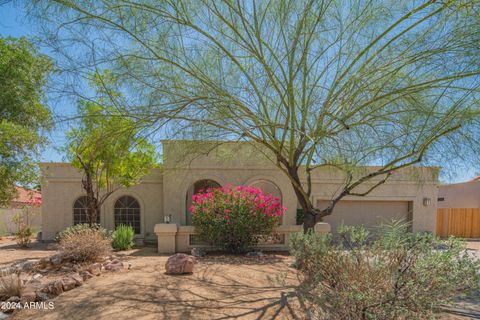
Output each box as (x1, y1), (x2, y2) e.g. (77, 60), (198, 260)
(0, 37), (52, 206)
(65, 72), (158, 222)
(31, 0), (480, 229)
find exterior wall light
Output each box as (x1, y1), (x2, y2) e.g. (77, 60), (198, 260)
(164, 214), (172, 224)
(423, 197), (431, 206)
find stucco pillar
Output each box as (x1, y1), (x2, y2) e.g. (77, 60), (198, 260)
(314, 222), (331, 234)
(154, 223), (177, 254)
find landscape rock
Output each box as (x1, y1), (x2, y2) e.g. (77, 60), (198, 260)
(79, 271), (93, 281)
(0, 311), (10, 319)
(70, 274), (83, 286)
(50, 255), (62, 266)
(104, 262), (123, 272)
(61, 277), (76, 291)
(88, 263), (102, 276)
(6, 296), (20, 303)
(60, 266), (72, 272)
(36, 291), (52, 301)
(245, 251), (265, 258)
(16, 260), (38, 272)
(20, 290), (37, 303)
(191, 247), (207, 257)
(46, 280), (64, 295)
(32, 273), (43, 280)
(165, 253), (196, 274)
(39, 257), (50, 267)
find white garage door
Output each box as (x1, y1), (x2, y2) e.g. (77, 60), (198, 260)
(317, 200), (410, 234)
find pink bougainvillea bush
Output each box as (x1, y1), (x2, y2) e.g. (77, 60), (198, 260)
(190, 185), (285, 253)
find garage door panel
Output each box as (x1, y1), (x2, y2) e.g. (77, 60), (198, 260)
(317, 200), (409, 234)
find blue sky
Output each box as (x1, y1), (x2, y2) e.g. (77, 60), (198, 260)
(0, 3), (477, 183)
(1, 2), (67, 163)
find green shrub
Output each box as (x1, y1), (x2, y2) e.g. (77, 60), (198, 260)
(190, 185), (284, 253)
(56, 223), (110, 242)
(112, 224), (135, 251)
(290, 221), (480, 320)
(57, 224), (111, 262)
(15, 225), (33, 248)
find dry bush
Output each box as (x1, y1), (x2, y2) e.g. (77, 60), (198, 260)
(58, 227), (111, 263)
(290, 221), (480, 320)
(0, 274), (23, 300)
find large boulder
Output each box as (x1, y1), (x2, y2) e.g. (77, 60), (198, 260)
(165, 253), (196, 275)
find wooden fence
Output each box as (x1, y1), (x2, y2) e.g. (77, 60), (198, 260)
(436, 208), (480, 238)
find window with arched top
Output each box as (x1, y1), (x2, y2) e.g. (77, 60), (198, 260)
(250, 180), (283, 224)
(185, 179), (221, 225)
(114, 196), (141, 234)
(73, 196), (100, 225)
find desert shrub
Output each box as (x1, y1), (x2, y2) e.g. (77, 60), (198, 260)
(12, 212), (34, 247)
(0, 274), (23, 300)
(58, 225), (111, 263)
(190, 185), (284, 253)
(55, 223), (110, 242)
(14, 225), (33, 248)
(112, 224), (135, 251)
(290, 221), (480, 320)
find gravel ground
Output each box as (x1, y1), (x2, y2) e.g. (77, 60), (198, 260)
(1, 238), (479, 320)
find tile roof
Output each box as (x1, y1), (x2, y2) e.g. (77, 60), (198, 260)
(10, 187), (42, 207)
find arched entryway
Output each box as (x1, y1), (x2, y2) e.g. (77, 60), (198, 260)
(185, 179), (221, 225)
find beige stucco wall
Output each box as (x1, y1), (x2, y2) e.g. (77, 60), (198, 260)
(0, 207), (42, 236)
(437, 180), (480, 208)
(40, 163), (164, 241)
(40, 140), (439, 241)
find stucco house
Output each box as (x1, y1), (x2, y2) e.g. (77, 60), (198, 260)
(40, 140), (439, 251)
(437, 177), (480, 208)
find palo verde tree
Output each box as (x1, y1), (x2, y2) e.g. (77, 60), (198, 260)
(65, 74), (157, 224)
(0, 37), (52, 206)
(33, 0), (480, 230)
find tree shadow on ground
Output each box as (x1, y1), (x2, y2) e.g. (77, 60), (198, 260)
(13, 250), (307, 320)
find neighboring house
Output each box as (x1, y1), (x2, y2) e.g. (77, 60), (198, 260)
(436, 177), (480, 238)
(0, 187), (42, 236)
(437, 177), (480, 208)
(40, 140), (439, 247)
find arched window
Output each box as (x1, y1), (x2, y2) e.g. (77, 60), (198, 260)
(185, 179), (221, 225)
(114, 196), (141, 234)
(250, 180), (282, 201)
(73, 196), (99, 225)
(250, 180), (283, 223)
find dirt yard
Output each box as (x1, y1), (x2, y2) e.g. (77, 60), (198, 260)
(1, 239), (479, 320)
(2, 240), (305, 320)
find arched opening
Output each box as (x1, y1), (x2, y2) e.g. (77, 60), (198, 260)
(114, 196), (141, 234)
(250, 179), (283, 223)
(73, 196), (100, 225)
(185, 179), (221, 225)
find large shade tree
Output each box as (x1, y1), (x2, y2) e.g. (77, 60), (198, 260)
(32, 0), (480, 230)
(0, 37), (52, 206)
(65, 73), (157, 224)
